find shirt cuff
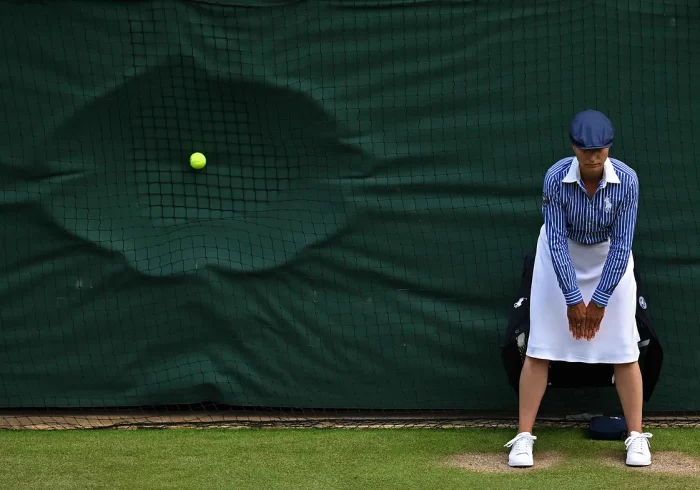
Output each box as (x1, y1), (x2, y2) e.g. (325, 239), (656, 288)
(563, 288), (584, 306)
(591, 289), (611, 307)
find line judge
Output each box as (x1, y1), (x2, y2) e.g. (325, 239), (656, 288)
(505, 110), (653, 467)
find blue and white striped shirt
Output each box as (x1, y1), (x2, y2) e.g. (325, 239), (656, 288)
(542, 157), (639, 307)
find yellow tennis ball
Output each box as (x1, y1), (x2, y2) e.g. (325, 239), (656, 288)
(190, 152), (206, 170)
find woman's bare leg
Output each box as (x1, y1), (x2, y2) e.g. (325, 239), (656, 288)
(614, 361), (644, 434)
(518, 356), (550, 433)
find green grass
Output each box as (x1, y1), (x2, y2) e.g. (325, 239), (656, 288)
(1, 428), (699, 489)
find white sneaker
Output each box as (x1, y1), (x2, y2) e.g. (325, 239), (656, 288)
(504, 432), (537, 467)
(625, 431), (653, 466)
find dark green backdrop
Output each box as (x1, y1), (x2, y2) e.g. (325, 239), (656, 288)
(1, 0), (699, 412)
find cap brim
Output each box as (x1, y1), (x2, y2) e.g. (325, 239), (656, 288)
(572, 143), (613, 150)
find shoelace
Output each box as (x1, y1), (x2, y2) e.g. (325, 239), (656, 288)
(504, 433), (537, 453)
(624, 432), (653, 451)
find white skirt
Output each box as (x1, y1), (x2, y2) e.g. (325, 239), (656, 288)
(527, 225), (640, 364)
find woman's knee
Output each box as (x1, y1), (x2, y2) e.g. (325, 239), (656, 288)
(614, 361), (639, 368)
(525, 355), (549, 366)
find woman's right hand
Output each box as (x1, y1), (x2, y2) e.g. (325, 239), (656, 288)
(567, 302), (587, 340)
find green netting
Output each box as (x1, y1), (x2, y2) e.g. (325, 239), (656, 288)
(1, 0), (699, 428)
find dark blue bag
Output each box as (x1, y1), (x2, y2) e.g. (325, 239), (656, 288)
(589, 415), (628, 440)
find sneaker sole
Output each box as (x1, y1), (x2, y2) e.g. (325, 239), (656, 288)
(508, 461), (534, 468)
(626, 460), (651, 467)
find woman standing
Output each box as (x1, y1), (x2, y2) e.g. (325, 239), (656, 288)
(505, 110), (653, 467)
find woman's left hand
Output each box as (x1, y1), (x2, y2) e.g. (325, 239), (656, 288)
(584, 302), (605, 340)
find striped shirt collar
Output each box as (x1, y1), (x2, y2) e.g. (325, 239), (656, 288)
(562, 157), (621, 186)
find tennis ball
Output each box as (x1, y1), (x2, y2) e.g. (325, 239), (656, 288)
(190, 152), (206, 170)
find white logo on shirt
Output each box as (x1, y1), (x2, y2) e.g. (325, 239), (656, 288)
(604, 196), (613, 213)
(639, 296), (647, 309)
(514, 297), (527, 308)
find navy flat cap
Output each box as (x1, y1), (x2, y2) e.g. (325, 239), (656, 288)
(569, 110), (615, 149)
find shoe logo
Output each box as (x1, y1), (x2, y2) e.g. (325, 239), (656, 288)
(514, 297), (527, 308)
(604, 196), (613, 213)
(639, 296), (647, 309)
